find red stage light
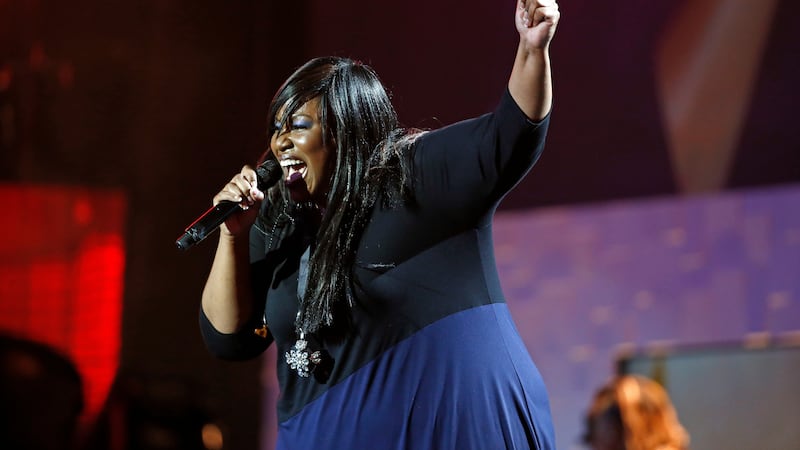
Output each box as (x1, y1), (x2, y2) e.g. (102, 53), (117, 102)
(0, 184), (126, 435)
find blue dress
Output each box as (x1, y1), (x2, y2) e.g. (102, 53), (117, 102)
(200, 89), (555, 449)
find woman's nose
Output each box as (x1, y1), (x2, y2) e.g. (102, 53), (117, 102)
(274, 131), (292, 152)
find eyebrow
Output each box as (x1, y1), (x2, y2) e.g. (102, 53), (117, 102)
(275, 111), (314, 122)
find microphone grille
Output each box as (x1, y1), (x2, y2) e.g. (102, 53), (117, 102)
(256, 158), (282, 189)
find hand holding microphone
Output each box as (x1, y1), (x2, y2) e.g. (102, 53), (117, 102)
(176, 159), (282, 250)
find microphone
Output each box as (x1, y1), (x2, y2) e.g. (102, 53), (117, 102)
(176, 159), (283, 250)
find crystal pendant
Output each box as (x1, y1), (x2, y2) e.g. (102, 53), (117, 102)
(284, 333), (322, 378)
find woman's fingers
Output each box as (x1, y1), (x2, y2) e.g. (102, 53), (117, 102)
(213, 165), (263, 207)
(516, 0), (560, 48)
(211, 165), (267, 236)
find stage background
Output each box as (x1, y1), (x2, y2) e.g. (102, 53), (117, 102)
(1, 0), (798, 448)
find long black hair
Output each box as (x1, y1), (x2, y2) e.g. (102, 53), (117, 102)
(259, 56), (420, 334)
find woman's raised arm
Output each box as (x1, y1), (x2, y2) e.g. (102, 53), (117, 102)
(508, 0), (560, 121)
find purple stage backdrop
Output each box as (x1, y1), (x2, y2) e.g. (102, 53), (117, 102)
(495, 184), (800, 448)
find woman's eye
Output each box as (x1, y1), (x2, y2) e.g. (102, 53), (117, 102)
(292, 119), (311, 129)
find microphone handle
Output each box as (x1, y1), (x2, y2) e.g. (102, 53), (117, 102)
(175, 201), (242, 250)
(176, 158), (282, 251)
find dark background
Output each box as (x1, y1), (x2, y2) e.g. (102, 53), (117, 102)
(1, 0), (798, 448)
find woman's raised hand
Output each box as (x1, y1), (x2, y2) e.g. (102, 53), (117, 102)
(516, 0), (560, 51)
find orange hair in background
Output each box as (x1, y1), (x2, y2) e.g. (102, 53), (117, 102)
(585, 375), (690, 450)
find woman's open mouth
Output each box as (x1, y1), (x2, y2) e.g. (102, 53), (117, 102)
(280, 159), (307, 184)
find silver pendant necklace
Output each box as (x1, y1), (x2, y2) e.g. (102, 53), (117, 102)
(253, 203), (329, 378)
(284, 244), (325, 378)
(285, 325), (323, 378)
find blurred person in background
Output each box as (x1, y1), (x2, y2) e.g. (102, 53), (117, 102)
(583, 375), (689, 450)
(0, 334), (84, 450)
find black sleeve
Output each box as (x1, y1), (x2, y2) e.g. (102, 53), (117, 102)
(412, 89), (550, 224)
(198, 307), (272, 361)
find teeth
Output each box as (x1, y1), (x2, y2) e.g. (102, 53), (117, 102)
(279, 159), (304, 167)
